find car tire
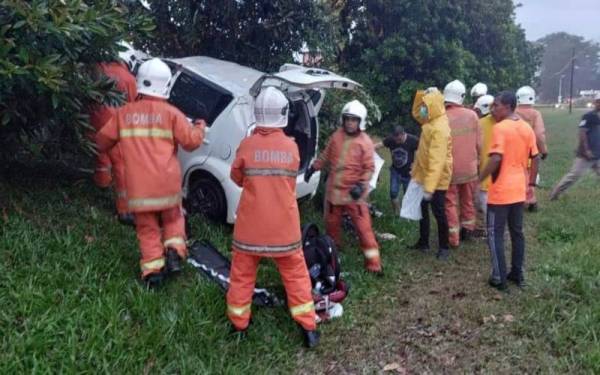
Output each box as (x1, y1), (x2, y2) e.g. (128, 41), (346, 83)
(185, 173), (227, 223)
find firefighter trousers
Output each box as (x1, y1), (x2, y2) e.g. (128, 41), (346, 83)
(226, 250), (317, 331)
(324, 201), (381, 271)
(445, 181), (478, 247)
(134, 206), (187, 278)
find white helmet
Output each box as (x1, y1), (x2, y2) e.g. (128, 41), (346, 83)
(443, 80), (466, 105)
(341, 100), (368, 131)
(517, 86), (536, 105)
(471, 82), (488, 98)
(117, 41), (137, 71)
(136, 58), (172, 99)
(474, 95), (494, 116)
(254, 86), (289, 128)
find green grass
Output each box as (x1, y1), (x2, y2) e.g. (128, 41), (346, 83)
(0, 108), (598, 373)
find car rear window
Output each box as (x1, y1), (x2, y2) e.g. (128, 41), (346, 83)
(168, 71), (233, 126)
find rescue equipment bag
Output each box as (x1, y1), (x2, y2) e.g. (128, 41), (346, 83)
(301, 223), (349, 314)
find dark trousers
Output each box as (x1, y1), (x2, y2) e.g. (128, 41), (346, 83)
(486, 203), (525, 283)
(418, 190), (449, 250)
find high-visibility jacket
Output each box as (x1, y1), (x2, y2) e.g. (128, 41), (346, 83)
(446, 105), (481, 184)
(96, 96), (204, 212)
(411, 90), (453, 193)
(479, 114), (496, 191)
(230, 127), (302, 257)
(516, 105), (548, 155)
(313, 128), (375, 205)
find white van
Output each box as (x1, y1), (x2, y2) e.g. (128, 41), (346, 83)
(159, 57), (360, 223)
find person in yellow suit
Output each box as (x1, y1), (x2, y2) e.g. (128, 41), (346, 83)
(474, 95), (496, 223)
(410, 88), (453, 260)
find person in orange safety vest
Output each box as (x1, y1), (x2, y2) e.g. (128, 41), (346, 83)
(96, 58), (206, 289)
(226, 87), (320, 348)
(305, 100), (382, 274)
(442, 80), (482, 248)
(90, 61), (137, 224)
(516, 86), (548, 212)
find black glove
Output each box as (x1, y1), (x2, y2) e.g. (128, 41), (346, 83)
(350, 183), (365, 200)
(541, 153), (548, 160)
(304, 166), (316, 183)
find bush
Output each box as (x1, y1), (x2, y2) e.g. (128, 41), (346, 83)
(0, 0), (152, 163)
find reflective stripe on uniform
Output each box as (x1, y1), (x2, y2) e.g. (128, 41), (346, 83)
(290, 301), (315, 316)
(449, 227), (460, 233)
(128, 194), (181, 209)
(363, 248), (380, 259)
(452, 173), (479, 184)
(232, 239), (301, 253)
(451, 127), (477, 137)
(141, 258), (165, 272)
(227, 303), (251, 316)
(164, 237), (186, 248)
(96, 167), (111, 172)
(120, 128), (173, 139)
(244, 168), (297, 177)
(461, 220), (476, 226)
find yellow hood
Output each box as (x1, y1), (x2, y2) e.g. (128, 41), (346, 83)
(412, 90), (446, 125)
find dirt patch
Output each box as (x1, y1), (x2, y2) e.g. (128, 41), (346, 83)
(297, 241), (549, 374)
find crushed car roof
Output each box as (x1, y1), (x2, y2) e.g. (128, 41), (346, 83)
(167, 56), (264, 96)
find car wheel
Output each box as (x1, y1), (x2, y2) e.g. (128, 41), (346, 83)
(185, 173), (227, 223)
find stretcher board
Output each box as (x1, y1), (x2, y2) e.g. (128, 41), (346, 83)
(187, 240), (283, 307)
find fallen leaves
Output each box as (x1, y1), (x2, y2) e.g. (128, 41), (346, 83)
(382, 362), (407, 374)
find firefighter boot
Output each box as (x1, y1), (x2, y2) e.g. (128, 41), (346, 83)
(166, 248), (182, 274)
(302, 328), (321, 349)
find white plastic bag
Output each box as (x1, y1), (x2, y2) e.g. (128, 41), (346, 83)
(369, 152), (385, 192)
(400, 180), (424, 221)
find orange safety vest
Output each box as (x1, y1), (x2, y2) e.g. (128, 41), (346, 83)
(314, 128), (375, 205)
(96, 96), (204, 212)
(230, 127), (302, 257)
(446, 105), (481, 184)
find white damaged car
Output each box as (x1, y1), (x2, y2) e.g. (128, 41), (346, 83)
(158, 57), (361, 223)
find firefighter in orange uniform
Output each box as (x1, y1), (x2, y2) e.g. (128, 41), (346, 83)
(443, 80), (482, 247)
(305, 100), (382, 273)
(90, 57), (138, 223)
(226, 87), (319, 348)
(96, 58), (205, 288)
(516, 86), (548, 212)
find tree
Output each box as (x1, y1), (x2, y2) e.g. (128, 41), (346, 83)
(327, 0), (540, 131)
(536, 33), (600, 103)
(0, 0), (152, 162)
(131, 0), (330, 73)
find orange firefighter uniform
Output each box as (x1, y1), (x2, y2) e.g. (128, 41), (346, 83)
(312, 128), (381, 272)
(516, 105), (547, 207)
(226, 127), (316, 332)
(445, 105), (481, 247)
(96, 96), (205, 278)
(90, 62), (137, 214)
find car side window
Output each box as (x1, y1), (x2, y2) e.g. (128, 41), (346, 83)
(168, 71), (233, 126)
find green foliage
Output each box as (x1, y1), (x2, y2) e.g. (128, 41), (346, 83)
(536, 32), (600, 103)
(131, 0), (330, 73)
(330, 0), (541, 133)
(0, 0), (152, 161)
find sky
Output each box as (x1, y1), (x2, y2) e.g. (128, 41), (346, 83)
(515, 0), (600, 42)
